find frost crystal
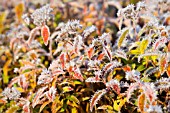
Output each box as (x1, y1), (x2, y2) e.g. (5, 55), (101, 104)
(37, 68), (53, 85)
(31, 4), (53, 26)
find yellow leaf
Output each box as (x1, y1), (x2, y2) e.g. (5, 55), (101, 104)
(39, 101), (51, 113)
(6, 106), (18, 113)
(3, 59), (12, 84)
(114, 98), (126, 111)
(97, 105), (113, 110)
(129, 49), (141, 55)
(0, 11), (7, 33)
(71, 107), (78, 113)
(140, 39), (149, 54)
(62, 86), (73, 93)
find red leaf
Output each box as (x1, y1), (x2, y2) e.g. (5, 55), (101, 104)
(103, 46), (112, 61)
(122, 65), (131, 72)
(41, 25), (50, 46)
(97, 52), (105, 61)
(60, 53), (65, 69)
(87, 46), (94, 59)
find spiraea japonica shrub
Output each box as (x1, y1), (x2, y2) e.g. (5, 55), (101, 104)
(0, 0), (170, 113)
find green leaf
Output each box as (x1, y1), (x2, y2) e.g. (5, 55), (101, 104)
(3, 59), (12, 84)
(117, 28), (129, 48)
(67, 95), (80, 104)
(137, 65), (146, 72)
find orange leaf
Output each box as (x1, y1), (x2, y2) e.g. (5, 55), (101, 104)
(41, 25), (50, 46)
(97, 52), (105, 61)
(87, 47), (94, 59)
(166, 64), (170, 77)
(138, 93), (145, 112)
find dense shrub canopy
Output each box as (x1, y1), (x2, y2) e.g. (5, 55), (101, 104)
(0, 0), (170, 113)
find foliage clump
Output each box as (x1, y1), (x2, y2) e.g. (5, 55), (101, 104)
(0, 0), (170, 113)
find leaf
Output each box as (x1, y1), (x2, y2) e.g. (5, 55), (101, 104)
(97, 105), (113, 110)
(51, 96), (62, 113)
(87, 46), (94, 59)
(114, 49), (127, 60)
(137, 93), (145, 112)
(15, 2), (24, 22)
(159, 54), (168, 75)
(39, 101), (51, 113)
(3, 59), (12, 84)
(41, 25), (50, 46)
(114, 98), (126, 111)
(60, 53), (65, 69)
(103, 46), (112, 61)
(71, 107), (78, 113)
(129, 49), (141, 55)
(67, 95), (80, 104)
(0, 11), (7, 33)
(82, 97), (90, 101)
(90, 89), (107, 112)
(32, 86), (48, 108)
(127, 82), (140, 102)
(62, 86), (74, 93)
(137, 65), (146, 72)
(117, 28), (129, 48)
(140, 39), (149, 54)
(166, 64), (170, 77)
(6, 106), (19, 113)
(97, 52), (105, 61)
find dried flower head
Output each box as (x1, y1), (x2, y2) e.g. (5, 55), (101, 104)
(145, 105), (163, 113)
(2, 87), (21, 100)
(117, 4), (136, 19)
(22, 13), (30, 25)
(125, 70), (140, 81)
(136, 1), (147, 11)
(31, 4), (53, 26)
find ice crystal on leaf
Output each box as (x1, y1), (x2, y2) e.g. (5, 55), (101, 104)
(45, 86), (57, 102)
(106, 79), (120, 94)
(37, 68), (53, 85)
(83, 25), (97, 37)
(90, 89), (107, 112)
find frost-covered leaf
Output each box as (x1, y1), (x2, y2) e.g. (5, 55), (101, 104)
(90, 89), (107, 112)
(117, 28), (129, 48)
